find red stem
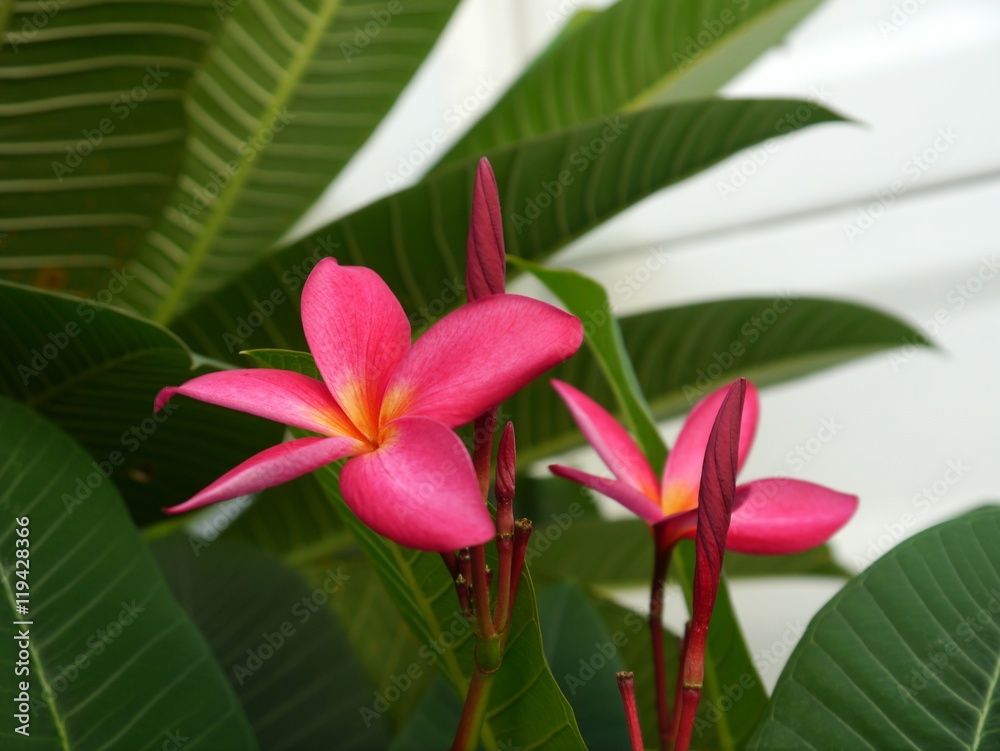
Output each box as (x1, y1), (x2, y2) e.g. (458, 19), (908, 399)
(650, 532), (675, 751)
(673, 687), (701, 751)
(617, 672), (645, 751)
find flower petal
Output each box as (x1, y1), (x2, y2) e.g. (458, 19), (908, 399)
(302, 257), (410, 439)
(164, 436), (362, 514)
(725, 479), (858, 555)
(465, 157), (506, 302)
(339, 417), (494, 551)
(155, 369), (360, 438)
(383, 295), (583, 427)
(549, 465), (665, 525)
(551, 380), (659, 501)
(660, 380), (759, 515)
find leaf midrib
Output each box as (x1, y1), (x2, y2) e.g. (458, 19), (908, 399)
(153, 0), (345, 324)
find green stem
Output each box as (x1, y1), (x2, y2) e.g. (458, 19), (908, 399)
(451, 667), (495, 751)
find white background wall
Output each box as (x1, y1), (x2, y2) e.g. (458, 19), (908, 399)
(293, 0), (1000, 688)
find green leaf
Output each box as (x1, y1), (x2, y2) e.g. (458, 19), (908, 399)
(121, 0), (462, 322)
(510, 256), (665, 470)
(725, 546), (851, 580)
(511, 296), (931, 464)
(749, 506), (1000, 751)
(0, 396), (256, 749)
(152, 536), (391, 749)
(538, 582), (631, 750)
(0, 280), (283, 521)
(531, 515), (848, 589)
(218, 482), (437, 731)
(170, 98), (847, 360)
(439, 0), (828, 162)
(0, 0), (221, 294)
(593, 597), (680, 750)
(387, 676), (462, 750)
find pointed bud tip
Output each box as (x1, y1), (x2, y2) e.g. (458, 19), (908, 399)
(466, 156), (506, 301)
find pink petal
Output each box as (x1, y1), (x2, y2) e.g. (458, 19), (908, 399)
(339, 417), (495, 552)
(155, 369), (360, 438)
(383, 295), (583, 427)
(164, 436), (362, 514)
(549, 465), (665, 525)
(726, 479), (858, 555)
(551, 380), (659, 501)
(661, 380), (759, 515)
(301, 258), (411, 440)
(465, 158), (506, 302)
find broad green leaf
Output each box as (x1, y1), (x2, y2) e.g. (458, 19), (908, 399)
(121, 0), (462, 321)
(749, 506), (1000, 751)
(439, 0), (828, 163)
(388, 676), (462, 750)
(511, 296), (931, 464)
(170, 98), (846, 359)
(0, 280), (283, 521)
(593, 597), (680, 750)
(0, 0), (221, 294)
(726, 547), (851, 580)
(152, 536), (391, 749)
(510, 256), (665, 470)
(219, 480), (437, 731)
(0, 396), (256, 749)
(244, 348), (587, 751)
(538, 582), (631, 750)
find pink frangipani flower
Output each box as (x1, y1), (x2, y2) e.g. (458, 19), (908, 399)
(156, 258), (583, 552)
(549, 379), (857, 553)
